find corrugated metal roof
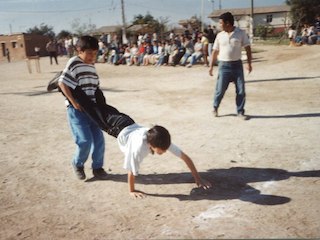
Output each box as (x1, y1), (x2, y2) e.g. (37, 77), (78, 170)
(208, 5), (290, 18)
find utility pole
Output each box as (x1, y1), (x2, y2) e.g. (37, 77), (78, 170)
(120, 0), (128, 44)
(219, 0), (222, 10)
(250, 0), (254, 43)
(201, 0), (204, 32)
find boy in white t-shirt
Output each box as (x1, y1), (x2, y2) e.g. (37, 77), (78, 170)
(117, 124), (212, 198)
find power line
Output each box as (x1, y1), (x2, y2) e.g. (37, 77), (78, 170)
(0, 6), (118, 14)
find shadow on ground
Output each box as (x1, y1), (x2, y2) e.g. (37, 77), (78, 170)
(86, 167), (320, 205)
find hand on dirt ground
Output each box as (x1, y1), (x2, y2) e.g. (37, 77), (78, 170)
(197, 178), (212, 189)
(130, 191), (146, 199)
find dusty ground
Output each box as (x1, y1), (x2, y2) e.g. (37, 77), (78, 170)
(0, 44), (319, 239)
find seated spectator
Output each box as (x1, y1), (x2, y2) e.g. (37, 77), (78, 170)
(137, 42), (146, 66)
(149, 40), (159, 65)
(129, 43), (139, 66)
(180, 36), (194, 66)
(142, 42), (154, 66)
(154, 41), (166, 66)
(186, 37), (203, 68)
(168, 39), (179, 65)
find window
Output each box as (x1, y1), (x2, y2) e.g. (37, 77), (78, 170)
(11, 41), (17, 48)
(266, 14), (273, 23)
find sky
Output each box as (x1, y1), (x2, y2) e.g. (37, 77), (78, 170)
(0, 0), (286, 35)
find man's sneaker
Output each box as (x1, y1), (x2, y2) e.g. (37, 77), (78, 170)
(238, 113), (249, 120)
(213, 107), (218, 117)
(93, 168), (108, 180)
(73, 166), (86, 180)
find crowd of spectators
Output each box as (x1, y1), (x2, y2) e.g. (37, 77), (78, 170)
(95, 26), (218, 68)
(288, 15), (320, 46)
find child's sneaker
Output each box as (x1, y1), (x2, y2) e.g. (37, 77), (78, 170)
(73, 166), (86, 180)
(93, 168), (108, 180)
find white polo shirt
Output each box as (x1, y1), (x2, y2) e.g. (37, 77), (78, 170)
(213, 27), (250, 61)
(117, 124), (182, 176)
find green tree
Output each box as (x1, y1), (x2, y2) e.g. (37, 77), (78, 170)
(131, 12), (168, 37)
(26, 23), (55, 38)
(57, 30), (73, 40)
(132, 12), (156, 25)
(286, 0), (320, 29)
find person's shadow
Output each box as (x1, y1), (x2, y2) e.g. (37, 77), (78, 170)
(85, 167), (320, 205)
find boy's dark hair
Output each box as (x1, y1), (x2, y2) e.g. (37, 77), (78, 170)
(219, 12), (234, 26)
(76, 35), (99, 51)
(147, 125), (171, 150)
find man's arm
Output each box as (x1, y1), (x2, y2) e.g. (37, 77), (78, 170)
(244, 45), (252, 73)
(128, 171), (145, 199)
(180, 151), (212, 189)
(58, 82), (82, 111)
(209, 49), (219, 76)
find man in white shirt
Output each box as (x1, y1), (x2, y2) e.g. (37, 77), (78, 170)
(209, 12), (252, 120)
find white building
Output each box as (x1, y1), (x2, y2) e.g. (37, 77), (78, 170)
(208, 5), (291, 35)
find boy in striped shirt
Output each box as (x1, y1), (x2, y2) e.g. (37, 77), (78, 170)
(58, 35), (108, 180)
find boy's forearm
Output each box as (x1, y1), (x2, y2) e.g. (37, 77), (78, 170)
(58, 82), (77, 106)
(180, 152), (202, 184)
(128, 171), (135, 192)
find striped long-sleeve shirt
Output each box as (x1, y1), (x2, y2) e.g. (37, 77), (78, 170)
(58, 56), (99, 103)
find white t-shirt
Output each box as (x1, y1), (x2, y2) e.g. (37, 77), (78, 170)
(213, 27), (250, 61)
(117, 124), (182, 176)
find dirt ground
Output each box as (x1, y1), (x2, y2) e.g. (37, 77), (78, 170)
(0, 44), (319, 239)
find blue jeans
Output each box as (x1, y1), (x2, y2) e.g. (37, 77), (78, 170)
(67, 106), (105, 169)
(213, 60), (246, 114)
(181, 52), (191, 65)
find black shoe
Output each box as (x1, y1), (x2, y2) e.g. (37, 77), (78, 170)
(238, 113), (249, 120)
(47, 71), (63, 92)
(73, 166), (86, 180)
(213, 107), (218, 117)
(92, 168), (108, 180)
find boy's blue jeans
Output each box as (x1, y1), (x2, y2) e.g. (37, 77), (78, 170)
(213, 60), (246, 114)
(67, 106), (105, 169)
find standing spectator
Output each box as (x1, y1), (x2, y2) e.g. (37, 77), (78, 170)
(315, 15), (320, 44)
(46, 39), (58, 65)
(207, 25), (216, 63)
(209, 12), (252, 120)
(34, 46), (40, 56)
(201, 30), (209, 67)
(6, 48), (10, 62)
(288, 26), (297, 47)
(169, 30), (175, 41)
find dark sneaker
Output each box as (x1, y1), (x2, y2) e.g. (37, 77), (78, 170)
(93, 168), (108, 180)
(213, 107), (218, 117)
(73, 166), (86, 180)
(238, 113), (249, 120)
(47, 71), (62, 92)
